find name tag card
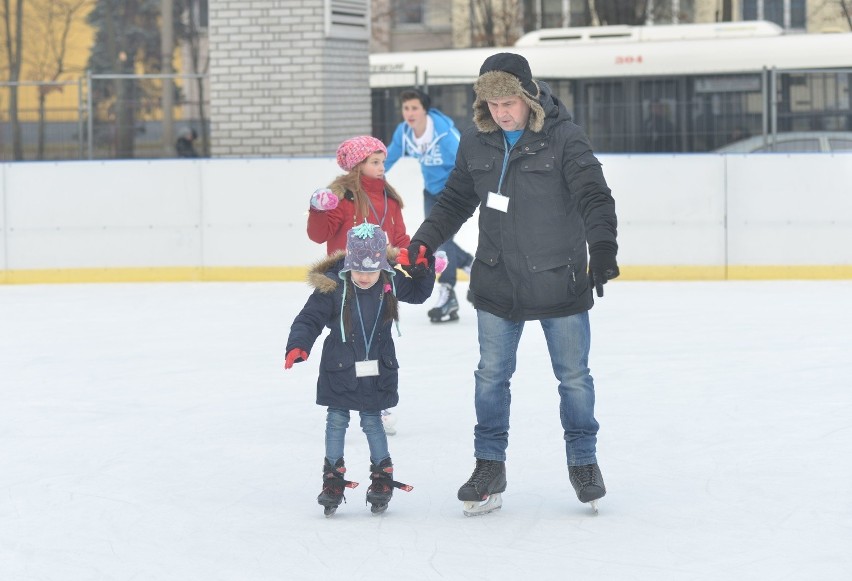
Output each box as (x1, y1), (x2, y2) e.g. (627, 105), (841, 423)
(355, 360), (380, 377)
(486, 191), (510, 213)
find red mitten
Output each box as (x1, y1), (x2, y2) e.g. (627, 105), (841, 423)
(284, 348), (309, 370)
(397, 247), (411, 267)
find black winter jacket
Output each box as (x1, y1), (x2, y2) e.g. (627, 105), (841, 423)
(286, 252), (434, 411)
(412, 81), (618, 321)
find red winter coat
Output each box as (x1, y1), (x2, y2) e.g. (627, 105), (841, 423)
(307, 175), (410, 254)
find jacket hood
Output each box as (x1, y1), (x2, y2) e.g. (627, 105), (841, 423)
(427, 108), (457, 133)
(473, 78), (569, 134)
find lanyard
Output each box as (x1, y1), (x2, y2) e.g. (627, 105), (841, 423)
(496, 135), (514, 195)
(365, 189), (388, 227)
(354, 287), (384, 361)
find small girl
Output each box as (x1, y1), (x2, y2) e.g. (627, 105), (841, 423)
(307, 135), (410, 254)
(284, 222), (435, 517)
(307, 135), (411, 435)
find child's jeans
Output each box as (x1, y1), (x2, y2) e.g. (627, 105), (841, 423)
(324, 407), (389, 464)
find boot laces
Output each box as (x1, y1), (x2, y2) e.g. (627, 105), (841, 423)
(465, 459), (500, 488)
(570, 464), (601, 488)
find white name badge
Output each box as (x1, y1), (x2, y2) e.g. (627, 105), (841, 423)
(486, 191), (510, 213)
(355, 360), (380, 377)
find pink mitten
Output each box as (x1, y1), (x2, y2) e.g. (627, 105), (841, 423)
(310, 188), (338, 211)
(434, 250), (448, 274)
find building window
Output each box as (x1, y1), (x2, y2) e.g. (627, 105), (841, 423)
(541, 0), (565, 28)
(646, 0), (696, 24)
(394, 0), (424, 25)
(742, 0), (806, 30)
(523, 0), (694, 31)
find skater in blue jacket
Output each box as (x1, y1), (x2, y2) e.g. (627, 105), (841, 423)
(284, 222), (435, 516)
(385, 88), (474, 323)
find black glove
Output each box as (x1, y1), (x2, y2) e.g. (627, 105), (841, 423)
(400, 241), (433, 278)
(588, 242), (620, 298)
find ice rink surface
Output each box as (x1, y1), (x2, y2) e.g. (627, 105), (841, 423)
(2, 280), (851, 580)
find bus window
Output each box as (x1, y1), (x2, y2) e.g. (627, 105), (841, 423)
(640, 80), (681, 152)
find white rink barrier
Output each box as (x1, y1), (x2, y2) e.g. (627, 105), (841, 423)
(1, 153), (851, 283)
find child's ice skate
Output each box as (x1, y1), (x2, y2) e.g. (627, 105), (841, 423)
(317, 457), (358, 517)
(366, 457), (413, 515)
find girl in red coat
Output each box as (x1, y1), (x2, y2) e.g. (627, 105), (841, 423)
(306, 135), (411, 436)
(307, 135), (410, 254)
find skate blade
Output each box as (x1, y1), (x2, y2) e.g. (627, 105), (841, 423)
(588, 500), (599, 515)
(429, 314), (460, 323)
(370, 503), (388, 515)
(323, 506), (338, 517)
(462, 493), (502, 517)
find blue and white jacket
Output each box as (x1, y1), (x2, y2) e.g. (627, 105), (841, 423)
(385, 109), (461, 196)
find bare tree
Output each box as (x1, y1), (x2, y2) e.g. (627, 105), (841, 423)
(809, 0), (852, 31)
(470, 0), (521, 47)
(370, 0), (392, 52)
(25, 0), (92, 159)
(838, 0), (852, 29)
(180, 0), (209, 155)
(2, 0), (24, 160)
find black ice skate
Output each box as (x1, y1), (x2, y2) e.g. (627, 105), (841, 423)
(428, 283), (459, 323)
(457, 459), (507, 516)
(568, 463), (606, 514)
(317, 457), (359, 517)
(366, 457), (413, 515)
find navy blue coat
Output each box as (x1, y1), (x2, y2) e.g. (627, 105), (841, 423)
(412, 81), (618, 321)
(286, 251), (434, 412)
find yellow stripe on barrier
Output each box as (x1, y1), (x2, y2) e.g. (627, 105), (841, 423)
(0, 267), (310, 285)
(2, 265), (852, 284)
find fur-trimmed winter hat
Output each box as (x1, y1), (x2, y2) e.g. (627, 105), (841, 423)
(473, 52), (546, 134)
(336, 135), (388, 172)
(340, 221), (393, 274)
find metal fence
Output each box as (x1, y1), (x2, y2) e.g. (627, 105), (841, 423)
(4, 67), (850, 161)
(1, 73), (208, 162)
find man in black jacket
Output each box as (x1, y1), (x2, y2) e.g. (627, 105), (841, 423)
(401, 53), (619, 515)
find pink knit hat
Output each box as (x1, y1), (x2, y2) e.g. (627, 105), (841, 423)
(336, 136), (387, 171)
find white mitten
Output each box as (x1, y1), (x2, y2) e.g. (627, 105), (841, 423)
(310, 188), (339, 211)
(434, 250), (448, 274)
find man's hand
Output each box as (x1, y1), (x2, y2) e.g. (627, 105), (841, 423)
(588, 243), (620, 297)
(398, 241), (433, 278)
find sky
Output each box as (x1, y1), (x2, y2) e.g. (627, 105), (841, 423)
(1, 280), (851, 581)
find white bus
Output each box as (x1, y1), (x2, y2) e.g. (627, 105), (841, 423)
(369, 21), (852, 152)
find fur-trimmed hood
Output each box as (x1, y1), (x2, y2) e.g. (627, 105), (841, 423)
(306, 248), (402, 294)
(474, 73), (564, 134)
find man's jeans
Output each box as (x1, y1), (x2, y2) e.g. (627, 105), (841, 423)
(474, 310), (599, 466)
(324, 407), (389, 464)
(424, 191), (473, 288)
